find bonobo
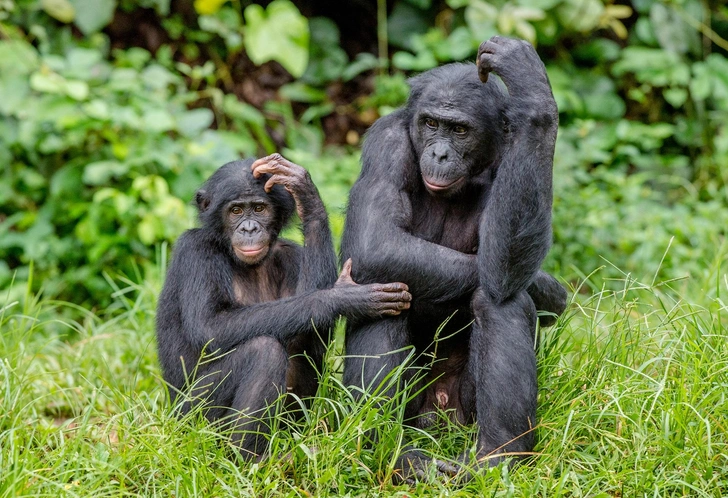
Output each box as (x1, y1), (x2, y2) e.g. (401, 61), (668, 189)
(156, 154), (412, 460)
(341, 37), (568, 479)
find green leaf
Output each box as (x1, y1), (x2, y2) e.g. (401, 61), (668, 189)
(663, 88), (687, 107)
(465, 0), (498, 41)
(0, 75), (30, 116)
(0, 40), (40, 75)
(557, 0), (603, 32)
(302, 17), (348, 85)
(68, 0), (116, 35)
(392, 50), (438, 71)
(137, 213), (160, 245)
(30, 71), (65, 94)
(243, 0), (309, 78)
(342, 53), (380, 81)
(83, 161), (130, 186)
(650, 4), (699, 55)
(177, 108), (214, 137)
(42, 0), (76, 23)
(279, 82), (327, 103)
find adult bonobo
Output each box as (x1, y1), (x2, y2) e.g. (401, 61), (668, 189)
(341, 37), (567, 478)
(157, 154), (412, 461)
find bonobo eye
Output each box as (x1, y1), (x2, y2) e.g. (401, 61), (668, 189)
(424, 118), (438, 129)
(231, 206), (243, 215)
(453, 125), (468, 136)
(253, 204), (265, 213)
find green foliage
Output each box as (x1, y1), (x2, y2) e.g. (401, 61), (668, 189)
(2, 0), (728, 302)
(0, 33), (254, 302)
(1, 1), (728, 493)
(243, 0), (309, 78)
(1, 271), (727, 494)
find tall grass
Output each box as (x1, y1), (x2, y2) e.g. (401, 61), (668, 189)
(1, 268), (726, 496)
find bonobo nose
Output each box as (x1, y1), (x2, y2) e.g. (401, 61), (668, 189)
(432, 144), (449, 163)
(241, 220), (259, 234)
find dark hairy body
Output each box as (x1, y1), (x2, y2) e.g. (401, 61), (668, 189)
(156, 155), (411, 460)
(341, 37), (568, 478)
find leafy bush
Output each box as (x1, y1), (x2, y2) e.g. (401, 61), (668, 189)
(0, 31), (256, 301)
(1, 0), (728, 304)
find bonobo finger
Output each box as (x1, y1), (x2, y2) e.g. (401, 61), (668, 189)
(336, 258), (357, 285)
(375, 290), (411, 303)
(264, 175), (288, 192)
(381, 309), (401, 316)
(436, 459), (459, 476)
(478, 40), (499, 55)
(252, 153), (284, 168)
(376, 282), (409, 293)
(252, 161), (284, 178)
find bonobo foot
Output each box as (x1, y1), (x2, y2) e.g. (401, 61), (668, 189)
(393, 448), (458, 484)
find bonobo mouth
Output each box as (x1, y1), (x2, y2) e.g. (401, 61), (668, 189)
(234, 245), (267, 260)
(422, 176), (464, 193)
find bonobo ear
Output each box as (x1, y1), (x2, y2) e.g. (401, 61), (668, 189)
(195, 189), (211, 212)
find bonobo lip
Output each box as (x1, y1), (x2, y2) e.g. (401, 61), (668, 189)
(422, 176), (464, 193)
(234, 245), (266, 258)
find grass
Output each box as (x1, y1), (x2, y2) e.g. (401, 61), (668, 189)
(1, 267), (727, 497)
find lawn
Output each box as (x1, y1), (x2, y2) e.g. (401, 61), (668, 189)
(2, 262), (726, 496)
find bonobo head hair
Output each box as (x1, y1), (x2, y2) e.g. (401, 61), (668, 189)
(406, 63), (508, 117)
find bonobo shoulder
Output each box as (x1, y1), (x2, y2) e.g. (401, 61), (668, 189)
(364, 110), (409, 145)
(361, 110), (414, 181)
(172, 228), (209, 253)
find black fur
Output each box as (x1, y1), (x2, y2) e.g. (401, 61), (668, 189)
(157, 157), (412, 460)
(341, 37), (568, 476)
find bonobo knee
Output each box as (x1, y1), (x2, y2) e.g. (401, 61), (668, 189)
(240, 336), (288, 369)
(471, 288), (537, 331)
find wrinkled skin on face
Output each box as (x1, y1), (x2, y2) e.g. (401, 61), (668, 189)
(225, 195), (276, 265)
(408, 66), (507, 197)
(194, 159), (295, 266)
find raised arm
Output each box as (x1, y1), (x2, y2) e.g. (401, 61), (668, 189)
(251, 154), (337, 294)
(341, 113), (479, 303)
(476, 37), (558, 304)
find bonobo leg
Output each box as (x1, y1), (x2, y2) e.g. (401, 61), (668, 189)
(226, 337), (289, 459)
(468, 288), (537, 467)
(528, 271), (568, 327)
(344, 316), (414, 401)
(285, 334), (327, 401)
(344, 318), (457, 481)
(182, 336), (289, 460)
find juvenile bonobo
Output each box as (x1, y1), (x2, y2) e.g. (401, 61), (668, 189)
(341, 37), (568, 479)
(156, 154), (412, 460)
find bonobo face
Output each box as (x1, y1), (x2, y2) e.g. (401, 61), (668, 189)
(407, 65), (505, 197)
(414, 106), (482, 196)
(196, 159), (295, 266)
(225, 195), (276, 265)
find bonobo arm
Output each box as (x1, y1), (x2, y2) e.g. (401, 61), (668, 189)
(172, 232), (411, 353)
(252, 154), (337, 294)
(476, 37), (558, 304)
(341, 112), (478, 304)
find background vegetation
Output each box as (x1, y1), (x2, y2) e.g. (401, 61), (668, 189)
(1, 0), (727, 495)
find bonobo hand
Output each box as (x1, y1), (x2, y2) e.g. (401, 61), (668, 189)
(334, 259), (412, 318)
(476, 36), (550, 96)
(251, 153), (311, 194)
(251, 153), (317, 219)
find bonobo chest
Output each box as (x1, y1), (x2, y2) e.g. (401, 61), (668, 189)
(231, 244), (296, 305)
(409, 191), (483, 253)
